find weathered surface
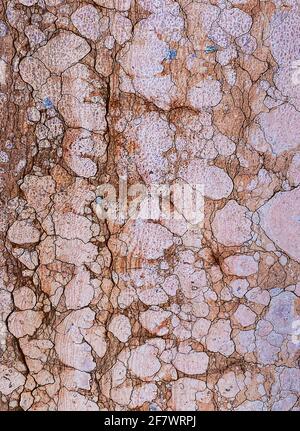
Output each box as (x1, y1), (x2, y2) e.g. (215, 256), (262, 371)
(0, 0), (299, 413)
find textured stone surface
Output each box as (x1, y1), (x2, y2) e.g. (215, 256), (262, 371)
(0, 0), (299, 413)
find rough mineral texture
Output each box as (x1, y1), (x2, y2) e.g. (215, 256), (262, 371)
(0, 0), (299, 412)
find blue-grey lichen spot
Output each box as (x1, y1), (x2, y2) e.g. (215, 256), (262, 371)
(149, 404), (159, 411)
(43, 97), (53, 109)
(204, 45), (218, 54)
(166, 49), (177, 61)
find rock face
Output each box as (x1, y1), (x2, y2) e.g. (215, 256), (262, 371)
(223, 255), (259, 277)
(0, 0), (299, 413)
(212, 200), (252, 246)
(34, 31), (91, 73)
(258, 187), (300, 262)
(71, 6), (101, 41)
(7, 220), (40, 245)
